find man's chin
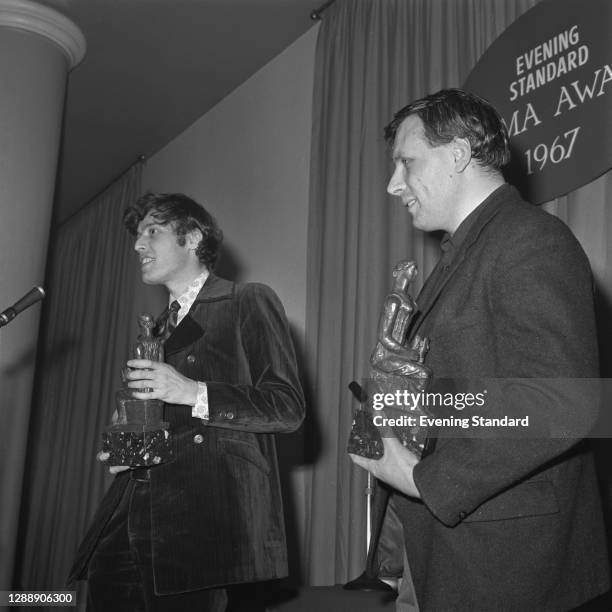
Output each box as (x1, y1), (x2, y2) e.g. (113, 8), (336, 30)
(410, 214), (437, 232)
(410, 215), (424, 230)
(140, 273), (158, 285)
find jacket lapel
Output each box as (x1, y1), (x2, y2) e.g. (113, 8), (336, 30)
(163, 273), (234, 357)
(164, 315), (205, 356)
(411, 186), (517, 338)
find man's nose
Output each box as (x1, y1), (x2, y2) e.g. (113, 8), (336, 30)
(387, 166), (405, 197)
(134, 235), (146, 251)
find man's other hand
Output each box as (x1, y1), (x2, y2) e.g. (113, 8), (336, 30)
(349, 436), (422, 498)
(96, 451), (130, 474)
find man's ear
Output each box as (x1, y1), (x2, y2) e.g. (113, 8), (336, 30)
(452, 137), (472, 173)
(185, 228), (203, 251)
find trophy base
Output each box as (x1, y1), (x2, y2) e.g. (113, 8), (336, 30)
(348, 372), (430, 460)
(347, 408), (426, 459)
(347, 409), (384, 459)
(101, 424), (173, 466)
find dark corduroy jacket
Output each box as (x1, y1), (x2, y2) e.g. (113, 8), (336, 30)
(68, 274), (305, 594)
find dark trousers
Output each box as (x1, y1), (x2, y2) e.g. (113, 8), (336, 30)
(87, 474), (227, 612)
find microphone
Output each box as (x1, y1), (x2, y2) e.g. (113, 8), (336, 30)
(0, 286), (45, 327)
(348, 381), (368, 403)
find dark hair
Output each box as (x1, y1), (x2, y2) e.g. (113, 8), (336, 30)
(123, 192), (223, 268)
(384, 88), (510, 170)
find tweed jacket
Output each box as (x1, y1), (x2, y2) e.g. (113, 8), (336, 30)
(69, 274), (305, 594)
(393, 184), (609, 611)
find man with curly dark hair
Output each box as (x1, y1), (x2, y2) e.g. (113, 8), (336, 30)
(123, 192), (224, 269)
(69, 192), (305, 611)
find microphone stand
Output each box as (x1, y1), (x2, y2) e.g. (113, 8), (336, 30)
(344, 381), (395, 592)
(343, 473), (395, 592)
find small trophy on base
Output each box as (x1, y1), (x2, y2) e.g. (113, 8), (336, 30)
(100, 313), (173, 466)
(348, 260), (432, 459)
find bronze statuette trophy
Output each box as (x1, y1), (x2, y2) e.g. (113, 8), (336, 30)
(348, 260), (432, 459)
(100, 313), (173, 466)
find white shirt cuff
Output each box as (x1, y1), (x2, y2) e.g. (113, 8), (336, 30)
(192, 381), (209, 421)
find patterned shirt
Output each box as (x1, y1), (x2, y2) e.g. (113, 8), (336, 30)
(170, 270), (210, 421)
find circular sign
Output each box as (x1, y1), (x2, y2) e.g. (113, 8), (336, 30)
(464, 0), (612, 204)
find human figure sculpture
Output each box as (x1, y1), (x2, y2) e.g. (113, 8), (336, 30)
(348, 260), (431, 460)
(130, 313), (163, 394)
(134, 313), (163, 361)
(370, 260), (429, 378)
(100, 312), (171, 466)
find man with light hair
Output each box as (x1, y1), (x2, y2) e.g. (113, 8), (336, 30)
(351, 89), (609, 611)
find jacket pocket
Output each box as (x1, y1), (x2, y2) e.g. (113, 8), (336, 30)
(463, 479), (559, 523)
(218, 437), (270, 474)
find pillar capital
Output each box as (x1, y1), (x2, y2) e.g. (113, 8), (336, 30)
(0, 0), (85, 68)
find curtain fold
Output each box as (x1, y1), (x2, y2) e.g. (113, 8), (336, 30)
(15, 163), (165, 595)
(304, 0), (612, 585)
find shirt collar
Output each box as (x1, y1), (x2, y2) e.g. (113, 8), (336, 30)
(170, 270), (209, 324)
(441, 184), (507, 261)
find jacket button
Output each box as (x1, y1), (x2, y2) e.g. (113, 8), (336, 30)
(193, 434), (204, 444)
(187, 354), (196, 364)
(226, 411), (235, 420)
(459, 511), (467, 520)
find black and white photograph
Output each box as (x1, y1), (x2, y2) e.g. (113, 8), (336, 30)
(2, 1), (612, 610)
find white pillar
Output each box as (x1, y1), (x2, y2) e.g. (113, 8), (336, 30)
(0, 0), (85, 588)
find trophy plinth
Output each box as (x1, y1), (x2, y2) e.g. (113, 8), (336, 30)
(348, 260), (432, 460)
(347, 402), (384, 459)
(348, 372), (430, 460)
(100, 313), (173, 467)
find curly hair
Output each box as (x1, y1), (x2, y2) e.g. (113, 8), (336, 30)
(384, 88), (511, 171)
(123, 192), (223, 268)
